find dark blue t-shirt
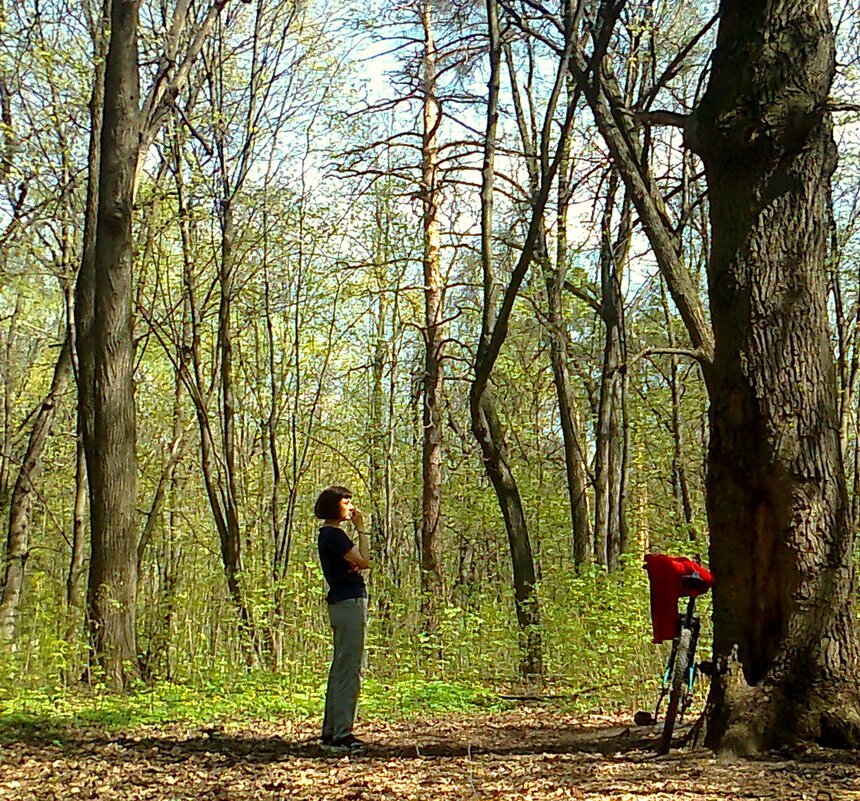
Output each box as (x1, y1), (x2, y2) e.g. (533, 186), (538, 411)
(318, 525), (367, 603)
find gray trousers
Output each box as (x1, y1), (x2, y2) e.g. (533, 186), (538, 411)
(322, 596), (367, 741)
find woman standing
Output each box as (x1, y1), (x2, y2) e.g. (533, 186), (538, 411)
(314, 485), (370, 753)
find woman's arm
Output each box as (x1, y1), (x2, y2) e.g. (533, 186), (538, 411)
(344, 508), (370, 570)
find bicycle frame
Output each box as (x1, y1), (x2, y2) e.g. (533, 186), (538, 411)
(648, 596), (699, 720)
(636, 554), (713, 751)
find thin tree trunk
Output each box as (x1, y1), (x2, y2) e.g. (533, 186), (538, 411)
(471, 0), (579, 679)
(215, 198), (246, 620)
(61, 435), (88, 682)
(569, 33), (713, 364)
(163, 458), (186, 681)
(660, 278), (697, 542)
(67, 437), (88, 612)
(0, 340), (71, 644)
(170, 117), (258, 661)
(369, 255), (388, 558)
(543, 259), (592, 567)
(503, 11), (591, 569)
(73, 0), (107, 553)
(471, 0), (548, 680)
(594, 178), (630, 570)
(136, 382), (186, 572)
(72, 0), (108, 681)
(368, 187), (398, 581)
(634, 439), (649, 556)
(383, 282), (401, 581)
(419, 0), (445, 634)
(473, 0), (542, 680)
(831, 190), (860, 518)
(474, 390), (543, 678)
(368, 280), (388, 620)
(544, 79), (591, 567)
(0, 297), (21, 508)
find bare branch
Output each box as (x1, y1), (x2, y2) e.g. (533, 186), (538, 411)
(135, 0), (242, 193)
(562, 280), (601, 314)
(829, 102), (860, 114)
(635, 13), (719, 111)
(631, 110), (690, 129)
(632, 346), (709, 365)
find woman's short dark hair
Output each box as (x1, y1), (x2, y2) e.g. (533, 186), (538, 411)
(314, 485), (352, 519)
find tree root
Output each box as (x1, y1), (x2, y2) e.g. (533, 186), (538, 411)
(707, 650), (860, 755)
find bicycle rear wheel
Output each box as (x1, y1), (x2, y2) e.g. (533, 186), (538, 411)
(658, 625), (692, 754)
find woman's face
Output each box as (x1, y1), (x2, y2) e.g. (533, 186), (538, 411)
(337, 496), (355, 522)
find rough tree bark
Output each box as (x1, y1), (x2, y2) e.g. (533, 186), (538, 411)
(83, 0), (142, 687)
(68, 0), (109, 677)
(72, 6), (106, 513)
(73, 0), (240, 684)
(686, 0), (860, 752)
(562, 0), (860, 750)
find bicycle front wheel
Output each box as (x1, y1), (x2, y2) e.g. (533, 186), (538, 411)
(658, 625), (692, 754)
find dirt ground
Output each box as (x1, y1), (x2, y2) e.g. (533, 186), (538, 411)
(1, 710), (858, 800)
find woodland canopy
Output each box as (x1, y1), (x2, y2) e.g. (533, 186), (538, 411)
(0, 0), (859, 757)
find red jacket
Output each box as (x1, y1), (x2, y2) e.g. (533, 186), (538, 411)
(644, 554), (713, 643)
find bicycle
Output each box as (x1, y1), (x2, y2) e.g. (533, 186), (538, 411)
(634, 555), (712, 754)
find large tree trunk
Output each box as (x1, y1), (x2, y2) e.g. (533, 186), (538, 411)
(689, 0), (860, 752)
(419, 0), (445, 634)
(73, 5), (108, 682)
(0, 340), (71, 644)
(84, 0), (142, 687)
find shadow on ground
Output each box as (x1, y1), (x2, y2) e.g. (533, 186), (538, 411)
(2, 713), (859, 800)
